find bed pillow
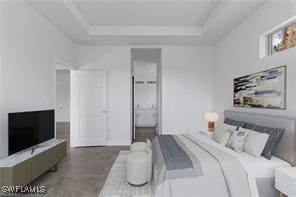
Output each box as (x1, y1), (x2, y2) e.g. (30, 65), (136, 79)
(216, 123), (238, 132)
(244, 122), (285, 159)
(213, 127), (231, 146)
(224, 118), (245, 128)
(221, 123), (238, 132)
(240, 127), (269, 157)
(226, 129), (248, 153)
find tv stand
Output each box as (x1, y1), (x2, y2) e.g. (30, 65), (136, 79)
(0, 139), (66, 187)
(30, 145), (49, 155)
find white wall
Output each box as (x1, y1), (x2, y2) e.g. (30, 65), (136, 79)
(75, 46), (213, 144)
(56, 70), (70, 122)
(213, 1), (296, 117)
(162, 46), (213, 134)
(0, 1), (75, 157)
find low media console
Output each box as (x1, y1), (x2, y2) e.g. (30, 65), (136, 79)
(0, 139), (66, 187)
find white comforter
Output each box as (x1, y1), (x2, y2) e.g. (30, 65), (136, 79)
(154, 133), (259, 197)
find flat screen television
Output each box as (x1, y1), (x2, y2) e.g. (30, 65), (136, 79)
(8, 109), (55, 155)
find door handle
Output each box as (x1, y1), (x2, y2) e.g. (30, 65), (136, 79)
(102, 110), (107, 113)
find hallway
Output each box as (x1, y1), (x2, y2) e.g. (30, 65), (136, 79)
(133, 127), (157, 143)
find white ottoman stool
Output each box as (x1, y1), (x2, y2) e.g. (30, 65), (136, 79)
(126, 151), (148, 186)
(130, 139), (151, 152)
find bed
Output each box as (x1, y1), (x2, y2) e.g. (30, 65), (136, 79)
(152, 110), (296, 197)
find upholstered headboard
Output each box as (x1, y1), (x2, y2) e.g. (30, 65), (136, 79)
(224, 110), (296, 166)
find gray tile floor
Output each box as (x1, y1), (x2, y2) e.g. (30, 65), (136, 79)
(31, 123), (128, 197)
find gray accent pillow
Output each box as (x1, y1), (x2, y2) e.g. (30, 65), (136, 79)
(224, 118), (245, 128)
(226, 129), (249, 153)
(244, 122), (285, 159)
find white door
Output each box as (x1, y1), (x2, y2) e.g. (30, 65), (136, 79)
(70, 70), (107, 147)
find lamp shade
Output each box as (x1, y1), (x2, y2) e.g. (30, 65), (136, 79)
(204, 112), (219, 122)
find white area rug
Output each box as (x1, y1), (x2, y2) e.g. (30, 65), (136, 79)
(98, 151), (155, 197)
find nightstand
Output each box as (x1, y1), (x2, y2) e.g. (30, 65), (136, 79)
(199, 128), (213, 138)
(275, 167), (296, 197)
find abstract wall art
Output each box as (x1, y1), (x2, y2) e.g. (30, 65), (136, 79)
(234, 66), (287, 109)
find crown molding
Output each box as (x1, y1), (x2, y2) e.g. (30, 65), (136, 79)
(89, 26), (203, 36)
(61, 0), (91, 32)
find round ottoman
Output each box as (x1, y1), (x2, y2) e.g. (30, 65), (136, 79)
(130, 142), (147, 152)
(130, 139), (151, 152)
(126, 151), (148, 186)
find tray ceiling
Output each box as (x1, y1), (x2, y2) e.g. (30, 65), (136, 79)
(26, 0), (267, 45)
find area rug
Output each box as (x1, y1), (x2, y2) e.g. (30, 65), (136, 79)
(98, 151), (155, 197)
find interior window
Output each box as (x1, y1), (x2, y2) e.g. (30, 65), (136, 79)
(270, 22), (296, 55)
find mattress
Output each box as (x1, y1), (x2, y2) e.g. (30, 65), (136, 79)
(239, 152), (291, 179)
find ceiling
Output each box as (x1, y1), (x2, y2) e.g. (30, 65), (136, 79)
(73, 0), (220, 26)
(26, 0), (268, 45)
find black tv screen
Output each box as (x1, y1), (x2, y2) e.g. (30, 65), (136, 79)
(9, 109), (55, 155)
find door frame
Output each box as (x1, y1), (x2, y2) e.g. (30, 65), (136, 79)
(53, 57), (74, 145)
(130, 48), (162, 142)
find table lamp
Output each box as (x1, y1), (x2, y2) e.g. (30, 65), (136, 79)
(204, 112), (219, 132)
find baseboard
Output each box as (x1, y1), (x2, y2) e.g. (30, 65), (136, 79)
(108, 139), (131, 146)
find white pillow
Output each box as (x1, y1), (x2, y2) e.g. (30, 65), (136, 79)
(213, 128), (231, 146)
(240, 127), (269, 157)
(217, 123), (238, 132)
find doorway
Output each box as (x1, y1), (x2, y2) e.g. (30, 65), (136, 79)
(55, 59), (107, 148)
(55, 58), (73, 148)
(131, 48), (161, 142)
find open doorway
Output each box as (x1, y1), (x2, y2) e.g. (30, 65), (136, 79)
(54, 58), (73, 148)
(56, 69), (70, 147)
(131, 48), (161, 142)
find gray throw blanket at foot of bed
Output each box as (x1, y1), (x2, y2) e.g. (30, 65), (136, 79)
(152, 135), (203, 185)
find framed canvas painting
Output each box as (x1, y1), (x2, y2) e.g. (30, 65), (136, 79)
(233, 66), (287, 109)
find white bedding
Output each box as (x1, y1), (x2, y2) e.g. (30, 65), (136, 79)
(196, 131), (291, 178)
(154, 133), (291, 197)
(155, 133), (259, 197)
(197, 131), (291, 178)
(239, 152), (291, 179)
